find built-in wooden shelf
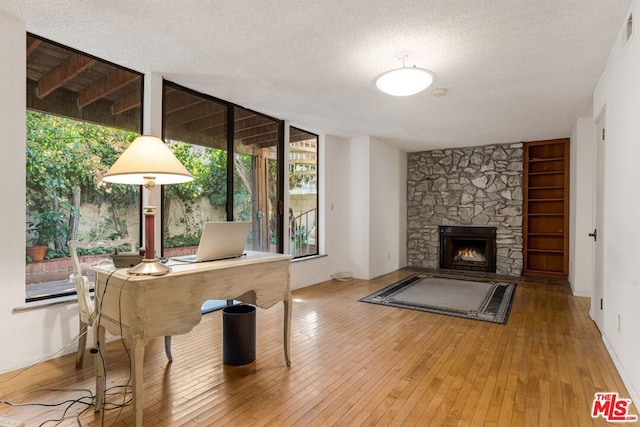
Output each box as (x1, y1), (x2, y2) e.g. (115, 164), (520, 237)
(523, 138), (569, 279)
(528, 185), (564, 190)
(527, 249), (564, 254)
(523, 268), (567, 278)
(528, 171), (565, 176)
(528, 157), (565, 163)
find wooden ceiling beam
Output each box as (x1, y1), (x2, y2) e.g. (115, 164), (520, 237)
(26, 38), (42, 57)
(164, 92), (210, 114)
(176, 108), (229, 131)
(112, 88), (142, 115)
(188, 117), (277, 143)
(27, 80), (140, 132)
(163, 127), (227, 150)
(235, 125), (278, 142)
(37, 53), (96, 99)
(164, 102), (225, 127)
(236, 134), (279, 149)
(239, 133), (278, 147)
(233, 115), (274, 131)
(78, 69), (140, 108)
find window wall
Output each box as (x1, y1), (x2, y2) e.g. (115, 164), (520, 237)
(161, 82), (229, 254)
(289, 127), (319, 258)
(233, 106), (282, 253)
(24, 35), (319, 303)
(25, 34), (143, 301)
(161, 82), (284, 256)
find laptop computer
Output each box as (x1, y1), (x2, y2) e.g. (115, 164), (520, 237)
(172, 221), (251, 263)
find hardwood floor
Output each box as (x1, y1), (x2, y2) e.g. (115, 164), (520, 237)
(0, 269), (637, 426)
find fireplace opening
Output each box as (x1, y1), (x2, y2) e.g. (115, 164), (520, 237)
(439, 226), (496, 272)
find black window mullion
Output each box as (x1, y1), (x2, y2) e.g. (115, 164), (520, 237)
(277, 121), (285, 254)
(226, 106), (235, 221)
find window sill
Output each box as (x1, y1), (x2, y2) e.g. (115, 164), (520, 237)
(13, 294), (79, 313)
(292, 254), (327, 263)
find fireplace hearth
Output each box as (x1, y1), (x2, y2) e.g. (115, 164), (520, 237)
(439, 226), (497, 273)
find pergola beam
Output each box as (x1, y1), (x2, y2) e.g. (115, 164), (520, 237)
(164, 102), (223, 128)
(164, 92), (207, 114)
(37, 53), (96, 99)
(112, 88), (142, 115)
(78, 69), (139, 108)
(26, 38), (41, 57)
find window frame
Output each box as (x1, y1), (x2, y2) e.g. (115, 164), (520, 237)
(160, 80), (285, 255)
(289, 126), (320, 259)
(25, 33), (144, 302)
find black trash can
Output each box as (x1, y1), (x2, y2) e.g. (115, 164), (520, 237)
(222, 304), (256, 365)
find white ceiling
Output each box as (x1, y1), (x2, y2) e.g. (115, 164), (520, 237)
(0, 0), (633, 152)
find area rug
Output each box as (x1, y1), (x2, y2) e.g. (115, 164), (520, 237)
(359, 274), (516, 324)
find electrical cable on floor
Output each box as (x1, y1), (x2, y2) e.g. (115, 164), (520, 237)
(1, 385), (134, 427)
(331, 271), (353, 281)
(93, 268), (130, 425)
(107, 273), (134, 426)
(0, 268), (136, 426)
(0, 329), (85, 386)
(0, 388), (94, 427)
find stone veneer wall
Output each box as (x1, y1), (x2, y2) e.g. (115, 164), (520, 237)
(407, 143), (524, 276)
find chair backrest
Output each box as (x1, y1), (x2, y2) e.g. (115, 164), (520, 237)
(68, 237), (136, 323)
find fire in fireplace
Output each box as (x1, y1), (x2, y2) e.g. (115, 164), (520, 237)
(455, 247), (486, 263)
(439, 226), (497, 272)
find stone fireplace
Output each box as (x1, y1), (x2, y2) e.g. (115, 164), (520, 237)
(439, 226), (496, 272)
(407, 142), (523, 276)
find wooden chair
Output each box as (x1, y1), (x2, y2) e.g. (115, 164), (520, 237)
(68, 238), (173, 368)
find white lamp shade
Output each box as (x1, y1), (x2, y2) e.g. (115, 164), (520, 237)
(375, 67), (435, 97)
(102, 135), (194, 185)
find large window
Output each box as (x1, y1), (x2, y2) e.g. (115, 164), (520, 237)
(161, 82), (229, 255)
(161, 82), (284, 256)
(289, 128), (319, 258)
(233, 106), (282, 253)
(25, 34), (143, 301)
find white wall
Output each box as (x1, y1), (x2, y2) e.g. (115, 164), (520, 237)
(569, 117), (596, 297)
(592, 2), (640, 407)
(347, 137), (372, 279)
(0, 13), (80, 373)
(291, 135), (408, 284)
(290, 135), (354, 288)
(369, 137), (407, 279)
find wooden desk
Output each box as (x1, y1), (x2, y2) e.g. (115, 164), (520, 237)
(92, 251), (291, 426)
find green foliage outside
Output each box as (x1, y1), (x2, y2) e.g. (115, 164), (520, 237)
(26, 111), (139, 259)
(27, 111), (254, 262)
(162, 142), (235, 246)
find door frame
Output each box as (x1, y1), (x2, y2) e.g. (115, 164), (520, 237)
(592, 109), (606, 331)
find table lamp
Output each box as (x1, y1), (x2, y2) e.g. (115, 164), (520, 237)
(102, 135), (194, 275)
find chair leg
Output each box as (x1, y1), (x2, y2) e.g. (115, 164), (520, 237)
(164, 336), (173, 362)
(76, 319), (88, 369)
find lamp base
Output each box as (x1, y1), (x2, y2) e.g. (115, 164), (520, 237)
(127, 258), (171, 276)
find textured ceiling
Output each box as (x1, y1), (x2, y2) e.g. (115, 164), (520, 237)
(0, 0), (632, 152)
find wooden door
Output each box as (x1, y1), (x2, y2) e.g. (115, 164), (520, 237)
(523, 139), (570, 278)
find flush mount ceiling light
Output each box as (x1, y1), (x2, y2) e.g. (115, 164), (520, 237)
(375, 52), (435, 96)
